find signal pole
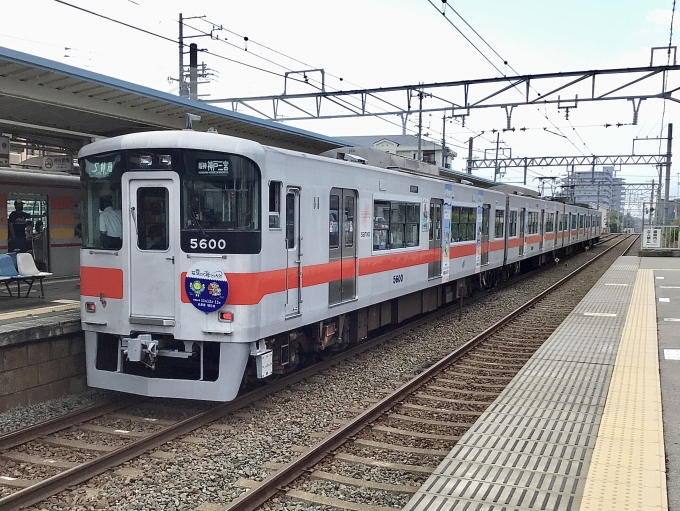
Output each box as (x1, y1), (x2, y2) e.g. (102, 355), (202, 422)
(663, 123), (673, 225)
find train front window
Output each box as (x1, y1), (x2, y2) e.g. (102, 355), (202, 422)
(181, 150), (261, 254)
(80, 152), (123, 250)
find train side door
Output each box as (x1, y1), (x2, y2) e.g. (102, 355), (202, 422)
(329, 188), (357, 305)
(127, 175), (177, 323)
(539, 209), (545, 250)
(519, 208), (526, 256)
(428, 199), (443, 279)
(481, 204), (490, 265)
(285, 187), (302, 317)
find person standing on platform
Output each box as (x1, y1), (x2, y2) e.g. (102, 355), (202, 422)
(99, 195), (122, 249)
(8, 200), (44, 252)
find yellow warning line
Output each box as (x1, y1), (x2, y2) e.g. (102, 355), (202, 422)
(580, 269), (667, 510)
(0, 302), (80, 321)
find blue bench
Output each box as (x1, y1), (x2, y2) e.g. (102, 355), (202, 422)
(0, 253), (50, 298)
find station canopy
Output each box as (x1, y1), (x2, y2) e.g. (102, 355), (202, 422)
(0, 46), (347, 154)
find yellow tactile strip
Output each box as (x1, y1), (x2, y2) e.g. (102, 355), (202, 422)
(580, 269), (667, 511)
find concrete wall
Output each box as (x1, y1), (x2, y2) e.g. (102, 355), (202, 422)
(0, 328), (85, 412)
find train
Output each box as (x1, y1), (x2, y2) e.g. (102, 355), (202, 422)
(1, 167), (81, 277)
(78, 130), (601, 401)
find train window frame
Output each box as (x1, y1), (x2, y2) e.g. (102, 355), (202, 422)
(79, 151), (124, 251)
(494, 209), (505, 239)
(450, 205), (477, 243)
(329, 194), (341, 249)
(180, 149), (261, 255)
(269, 181), (282, 230)
(545, 212), (555, 233)
(372, 199), (420, 252)
(508, 209), (518, 237)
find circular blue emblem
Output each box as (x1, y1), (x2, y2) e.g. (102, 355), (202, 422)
(185, 262), (228, 313)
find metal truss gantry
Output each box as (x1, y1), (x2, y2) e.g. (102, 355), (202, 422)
(208, 62), (680, 129)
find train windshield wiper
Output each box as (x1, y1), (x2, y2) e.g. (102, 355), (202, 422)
(189, 206), (209, 238)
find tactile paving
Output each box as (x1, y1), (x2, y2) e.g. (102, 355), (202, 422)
(403, 257), (667, 511)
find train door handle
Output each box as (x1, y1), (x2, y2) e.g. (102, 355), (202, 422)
(166, 256), (175, 263)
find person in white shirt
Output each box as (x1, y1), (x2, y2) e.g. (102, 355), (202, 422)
(99, 195), (122, 249)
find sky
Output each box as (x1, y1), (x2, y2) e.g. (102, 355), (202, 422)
(2, 0), (680, 201)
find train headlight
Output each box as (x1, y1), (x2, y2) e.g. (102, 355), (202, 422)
(219, 311), (234, 322)
(85, 302), (96, 313)
(139, 155), (153, 166)
(159, 155), (172, 166)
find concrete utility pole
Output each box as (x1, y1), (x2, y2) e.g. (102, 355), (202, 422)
(441, 114), (447, 167)
(494, 131), (500, 183)
(663, 123), (673, 225)
(417, 91), (423, 161)
(467, 137), (473, 174)
(650, 179), (655, 227)
(179, 13), (186, 97)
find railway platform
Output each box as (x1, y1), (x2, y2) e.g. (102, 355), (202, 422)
(0, 276), (83, 412)
(404, 255), (679, 511)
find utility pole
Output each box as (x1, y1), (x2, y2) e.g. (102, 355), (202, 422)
(467, 137), (473, 174)
(441, 114), (447, 167)
(178, 13), (187, 98)
(663, 123), (673, 225)
(650, 179), (655, 227)
(493, 131), (500, 183)
(417, 91), (423, 161)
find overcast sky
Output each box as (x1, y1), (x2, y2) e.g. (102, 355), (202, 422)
(2, 0), (679, 198)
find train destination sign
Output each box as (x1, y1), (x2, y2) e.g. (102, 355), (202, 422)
(197, 159), (230, 175)
(184, 262), (229, 313)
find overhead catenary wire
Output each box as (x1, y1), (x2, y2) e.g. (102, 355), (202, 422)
(427, 0), (590, 158)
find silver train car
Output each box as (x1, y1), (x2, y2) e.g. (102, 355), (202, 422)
(78, 131), (601, 401)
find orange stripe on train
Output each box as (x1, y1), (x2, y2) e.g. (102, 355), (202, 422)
(81, 267), (124, 299)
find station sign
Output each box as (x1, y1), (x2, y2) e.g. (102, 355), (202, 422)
(0, 137), (9, 167)
(42, 156), (73, 172)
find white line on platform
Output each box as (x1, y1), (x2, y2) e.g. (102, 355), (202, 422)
(664, 318), (680, 322)
(584, 312), (617, 317)
(664, 349), (680, 360)
(659, 286), (680, 289)
(659, 298), (671, 303)
(0, 302), (79, 321)
(605, 283), (629, 286)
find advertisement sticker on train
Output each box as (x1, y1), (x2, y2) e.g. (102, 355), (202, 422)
(184, 262), (229, 313)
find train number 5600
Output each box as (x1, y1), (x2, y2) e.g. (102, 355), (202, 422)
(189, 238), (227, 250)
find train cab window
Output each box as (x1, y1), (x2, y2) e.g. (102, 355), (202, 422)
(136, 188), (168, 251)
(80, 152), (123, 250)
(269, 181), (281, 229)
(329, 194), (340, 249)
(181, 150), (261, 254)
(508, 210), (518, 237)
(494, 210), (505, 238)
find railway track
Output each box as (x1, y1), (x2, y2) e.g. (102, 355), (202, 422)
(222, 234), (637, 511)
(0, 236), (628, 510)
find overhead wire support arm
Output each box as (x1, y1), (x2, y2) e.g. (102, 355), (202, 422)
(208, 62), (680, 125)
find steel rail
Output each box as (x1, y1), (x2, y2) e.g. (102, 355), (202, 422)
(0, 399), (130, 451)
(220, 234), (635, 511)
(0, 236), (622, 511)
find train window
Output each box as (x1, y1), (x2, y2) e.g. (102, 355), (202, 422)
(579, 215), (584, 228)
(494, 210), (504, 238)
(344, 195), (355, 248)
(80, 152), (123, 250)
(136, 188), (168, 251)
(329, 194), (340, 249)
(373, 200), (419, 250)
(269, 181), (281, 229)
(546, 213), (555, 232)
(285, 192), (296, 250)
(508, 210), (517, 237)
(450, 206), (477, 243)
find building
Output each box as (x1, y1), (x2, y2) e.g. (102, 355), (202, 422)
(340, 135), (456, 168)
(567, 165), (625, 211)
